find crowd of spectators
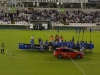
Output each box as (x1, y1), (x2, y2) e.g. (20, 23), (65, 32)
(0, 9), (100, 24)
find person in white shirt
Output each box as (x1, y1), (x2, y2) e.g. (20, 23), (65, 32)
(31, 34), (34, 41)
(59, 38), (62, 43)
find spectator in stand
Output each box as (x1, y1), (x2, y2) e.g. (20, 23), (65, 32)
(0, 9), (100, 24)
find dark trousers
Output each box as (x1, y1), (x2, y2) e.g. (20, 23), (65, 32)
(53, 45), (57, 50)
(1, 49), (4, 53)
(31, 45), (34, 50)
(57, 45), (61, 48)
(45, 46), (48, 51)
(76, 47), (80, 51)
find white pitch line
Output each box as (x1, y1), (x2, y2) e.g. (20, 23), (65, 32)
(12, 55), (30, 60)
(6, 47), (15, 54)
(43, 30), (86, 75)
(6, 47), (30, 60)
(70, 57), (87, 75)
(43, 31), (50, 37)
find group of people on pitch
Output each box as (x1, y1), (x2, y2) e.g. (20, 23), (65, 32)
(74, 41), (94, 53)
(1, 43), (4, 54)
(30, 34), (94, 53)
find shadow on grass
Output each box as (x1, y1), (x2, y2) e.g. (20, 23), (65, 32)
(15, 49), (94, 61)
(15, 49), (54, 54)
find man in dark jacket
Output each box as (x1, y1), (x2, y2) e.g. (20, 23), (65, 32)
(48, 41), (53, 51)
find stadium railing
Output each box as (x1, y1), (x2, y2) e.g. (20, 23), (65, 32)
(52, 22), (97, 26)
(69, 23), (97, 26)
(0, 20), (29, 25)
(52, 22), (98, 30)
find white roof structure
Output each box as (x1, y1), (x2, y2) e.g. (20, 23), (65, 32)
(2, 0), (88, 3)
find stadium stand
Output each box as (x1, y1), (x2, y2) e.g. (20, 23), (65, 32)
(0, 0), (100, 30)
(0, 9), (99, 25)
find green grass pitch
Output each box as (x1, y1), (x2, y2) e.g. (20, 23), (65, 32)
(0, 29), (100, 75)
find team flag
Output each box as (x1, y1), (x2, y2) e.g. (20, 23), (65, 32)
(90, 28), (92, 33)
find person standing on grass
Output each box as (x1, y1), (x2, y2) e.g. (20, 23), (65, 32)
(45, 40), (49, 51)
(55, 34), (59, 41)
(69, 42), (74, 49)
(61, 40), (65, 47)
(31, 34), (34, 41)
(59, 37), (62, 43)
(50, 35), (54, 42)
(1, 43), (4, 54)
(30, 40), (34, 51)
(79, 44), (83, 52)
(64, 40), (67, 47)
(38, 37), (41, 44)
(84, 41), (88, 52)
(80, 41), (85, 53)
(89, 41), (94, 53)
(52, 40), (57, 50)
(76, 41), (80, 51)
(60, 35), (63, 41)
(40, 40), (44, 51)
(48, 41), (53, 51)
(57, 40), (61, 48)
